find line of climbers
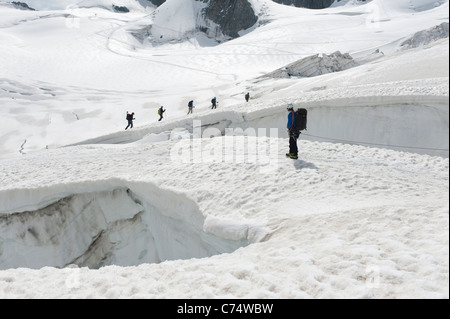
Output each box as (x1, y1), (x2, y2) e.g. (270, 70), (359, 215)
(127, 92), (252, 129)
(187, 97), (217, 114)
(188, 92), (249, 115)
(126, 98), (307, 161)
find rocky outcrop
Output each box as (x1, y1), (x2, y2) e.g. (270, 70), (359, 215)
(146, 0), (346, 40)
(204, 0), (258, 39)
(146, 0), (258, 41)
(147, 0), (166, 6)
(11, 1), (35, 10)
(271, 0), (337, 9)
(147, 0), (341, 9)
(112, 5), (129, 13)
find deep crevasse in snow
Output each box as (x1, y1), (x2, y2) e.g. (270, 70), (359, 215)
(0, 182), (253, 270)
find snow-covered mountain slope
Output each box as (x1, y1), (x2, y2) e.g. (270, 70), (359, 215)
(0, 0), (448, 160)
(0, 0), (448, 299)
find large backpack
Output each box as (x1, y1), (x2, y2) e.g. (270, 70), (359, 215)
(188, 100), (193, 107)
(294, 108), (307, 131)
(126, 113), (132, 120)
(158, 108), (162, 115)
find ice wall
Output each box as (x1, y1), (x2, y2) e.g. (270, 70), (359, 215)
(71, 89), (449, 158)
(242, 95), (449, 157)
(263, 51), (359, 79)
(0, 182), (250, 270)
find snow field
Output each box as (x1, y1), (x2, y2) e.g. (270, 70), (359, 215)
(0, 135), (448, 298)
(0, 0), (448, 299)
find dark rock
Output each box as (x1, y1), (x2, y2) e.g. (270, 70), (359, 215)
(11, 1), (35, 10)
(147, 0), (166, 6)
(272, 0), (337, 9)
(147, 0), (344, 9)
(203, 0), (258, 39)
(112, 5), (130, 13)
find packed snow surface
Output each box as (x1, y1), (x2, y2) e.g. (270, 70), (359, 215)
(0, 0), (448, 298)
